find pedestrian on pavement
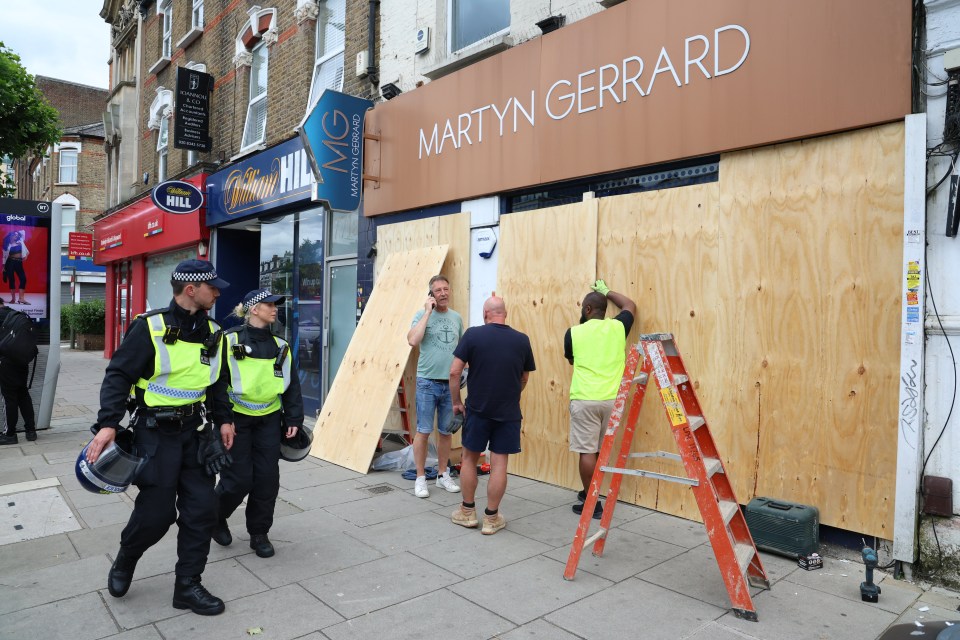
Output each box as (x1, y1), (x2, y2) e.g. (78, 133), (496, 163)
(84, 259), (235, 616)
(212, 289), (304, 559)
(450, 296), (535, 535)
(406, 274), (464, 498)
(565, 280), (636, 519)
(0, 298), (37, 444)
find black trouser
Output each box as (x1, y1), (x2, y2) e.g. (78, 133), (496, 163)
(120, 416), (216, 577)
(1, 382), (35, 435)
(4, 258), (26, 289)
(215, 411), (282, 536)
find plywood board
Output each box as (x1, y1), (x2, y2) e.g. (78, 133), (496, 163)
(375, 213), (471, 452)
(598, 183), (723, 522)
(312, 245), (449, 472)
(498, 200), (598, 485)
(493, 123), (902, 537)
(721, 123), (903, 537)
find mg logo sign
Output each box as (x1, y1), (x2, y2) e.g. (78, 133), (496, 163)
(297, 90), (372, 212)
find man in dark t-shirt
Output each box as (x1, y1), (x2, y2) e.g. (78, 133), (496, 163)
(449, 296), (535, 535)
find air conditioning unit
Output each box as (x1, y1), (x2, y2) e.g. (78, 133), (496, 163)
(414, 27), (430, 54)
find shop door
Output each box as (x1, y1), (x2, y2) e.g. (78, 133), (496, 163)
(113, 260), (133, 348)
(323, 259), (357, 397)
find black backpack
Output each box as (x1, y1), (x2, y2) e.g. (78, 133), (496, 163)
(0, 308), (39, 369)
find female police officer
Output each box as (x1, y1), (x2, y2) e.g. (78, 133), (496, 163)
(212, 288), (304, 558)
(84, 259), (235, 616)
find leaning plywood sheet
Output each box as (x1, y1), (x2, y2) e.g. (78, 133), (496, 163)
(312, 245), (449, 472)
(377, 213), (471, 450)
(499, 200), (598, 486)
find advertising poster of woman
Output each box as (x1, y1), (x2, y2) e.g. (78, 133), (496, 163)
(1, 217), (50, 320)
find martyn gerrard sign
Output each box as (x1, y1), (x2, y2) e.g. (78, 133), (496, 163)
(298, 90), (372, 212)
(363, 0), (911, 216)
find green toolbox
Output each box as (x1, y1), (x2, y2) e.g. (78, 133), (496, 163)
(744, 497), (819, 557)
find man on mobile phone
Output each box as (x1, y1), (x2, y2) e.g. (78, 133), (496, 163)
(406, 275), (463, 498)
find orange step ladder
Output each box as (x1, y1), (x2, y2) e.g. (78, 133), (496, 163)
(563, 333), (770, 621)
(381, 378), (414, 447)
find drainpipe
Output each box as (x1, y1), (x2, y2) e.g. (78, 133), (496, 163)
(367, 0), (380, 86)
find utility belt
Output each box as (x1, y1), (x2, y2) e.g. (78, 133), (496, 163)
(136, 402), (205, 432)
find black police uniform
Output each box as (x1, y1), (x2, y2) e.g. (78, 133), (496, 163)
(216, 324), (304, 543)
(97, 299), (233, 579)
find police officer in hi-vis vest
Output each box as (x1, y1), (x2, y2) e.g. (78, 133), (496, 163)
(85, 260), (235, 616)
(212, 288), (304, 558)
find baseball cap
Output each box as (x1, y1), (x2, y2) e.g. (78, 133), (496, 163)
(242, 288), (286, 312)
(170, 259), (230, 289)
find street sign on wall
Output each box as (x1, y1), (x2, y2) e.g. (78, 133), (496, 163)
(298, 90), (372, 212)
(67, 232), (93, 259)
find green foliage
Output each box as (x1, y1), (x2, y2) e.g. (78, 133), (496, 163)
(0, 42), (62, 197)
(64, 299), (106, 335)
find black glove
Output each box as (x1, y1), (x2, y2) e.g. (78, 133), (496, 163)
(198, 427), (232, 476)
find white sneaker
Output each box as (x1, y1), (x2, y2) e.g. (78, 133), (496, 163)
(414, 475), (429, 498)
(437, 472), (461, 493)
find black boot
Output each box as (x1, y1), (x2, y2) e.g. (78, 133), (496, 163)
(0, 432), (18, 446)
(107, 548), (139, 597)
(249, 534), (275, 558)
(25, 429), (36, 442)
(212, 521), (232, 546)
(172, 575), (225, 615)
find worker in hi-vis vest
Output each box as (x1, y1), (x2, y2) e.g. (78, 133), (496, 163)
(565, 280), (636, 520)
(212, 288), (304, 560)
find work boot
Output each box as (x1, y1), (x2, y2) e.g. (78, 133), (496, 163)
(212, 521), (232, 546)
(25, 429), (37, 442)
(172, 575), (225, 615)
(107, 548), (139, 597)
(0, 433), (18, 446)
(249, 534), (275, 558)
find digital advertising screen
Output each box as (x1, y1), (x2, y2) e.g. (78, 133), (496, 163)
(0, 202), (51, 322)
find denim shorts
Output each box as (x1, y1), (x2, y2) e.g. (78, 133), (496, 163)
(462, 414), (521, 455)
(415, 378), (454, 435)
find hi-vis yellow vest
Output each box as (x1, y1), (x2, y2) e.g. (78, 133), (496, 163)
(135, 313), (222, 407)
(570, 319), (626, 401)
(225, 330), (291, 416)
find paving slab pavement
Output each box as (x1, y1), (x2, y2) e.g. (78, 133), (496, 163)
(0, 347), (957, 639)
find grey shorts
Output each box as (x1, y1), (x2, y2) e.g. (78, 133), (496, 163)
(568, 399), (615, 453)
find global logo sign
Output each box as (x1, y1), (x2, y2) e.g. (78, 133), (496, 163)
(151, 180), (204, 215)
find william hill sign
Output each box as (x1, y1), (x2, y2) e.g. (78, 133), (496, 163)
(151, 180), (204, 215)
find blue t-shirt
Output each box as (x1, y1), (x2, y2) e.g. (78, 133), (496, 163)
(453, 323), (536, 421)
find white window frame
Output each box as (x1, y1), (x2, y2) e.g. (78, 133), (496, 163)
(58, 147), (78, 184)
(448, 0), (510, 54)
(192, 0), (204, 29)
(160, 0), (173, 59)
(157, 117), (169, 182)
(307, 0), (346, 111)
(241, 41), (269, 151)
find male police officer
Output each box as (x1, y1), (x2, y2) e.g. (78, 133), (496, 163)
(85, 260), (235, 616)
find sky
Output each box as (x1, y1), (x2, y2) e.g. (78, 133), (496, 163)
(1, 0), (111, 89)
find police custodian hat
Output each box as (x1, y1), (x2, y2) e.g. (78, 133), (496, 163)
(171, 259), (230, 289)
(242, 288), (285, 312)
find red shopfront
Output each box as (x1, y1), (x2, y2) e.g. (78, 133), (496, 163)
(93, 174), (210, 357)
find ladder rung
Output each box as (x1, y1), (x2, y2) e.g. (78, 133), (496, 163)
(599, 466), (699, 486)
(735, 542), (756, 574)
(673, 373), (689, 385)
(719, 500), (739, 525)
(704, 457), (723, 477)
(583, 527), (608, 547)
(688, 416), (705, 430)
(633, 372), (649, 385)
